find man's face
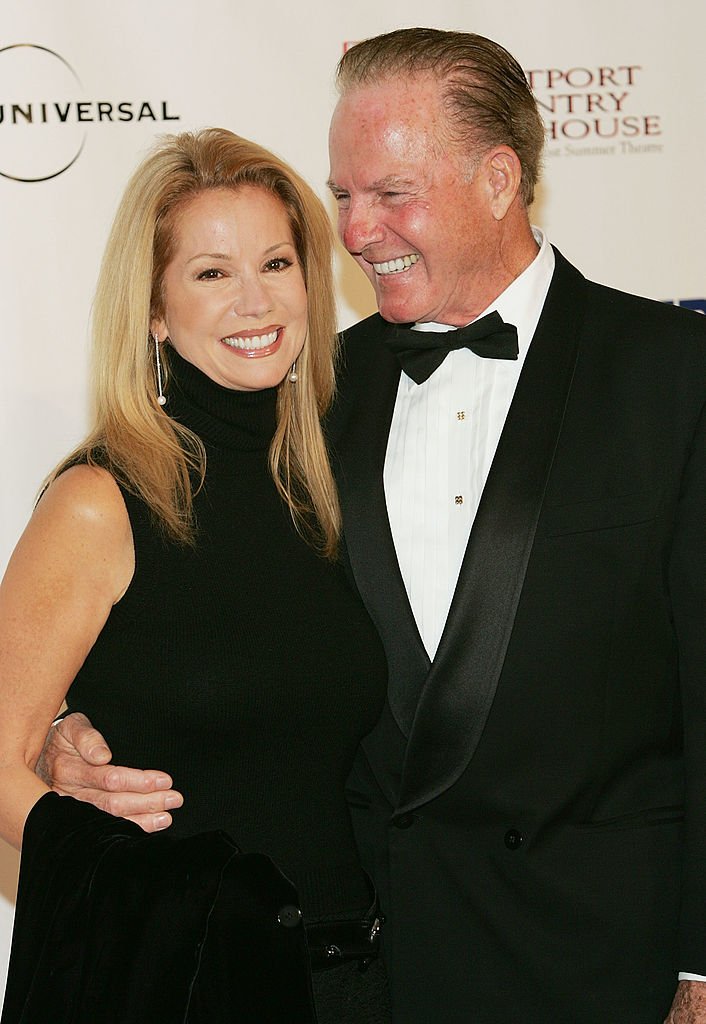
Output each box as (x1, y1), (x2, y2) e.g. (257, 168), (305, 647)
(328, 74), (498, 326)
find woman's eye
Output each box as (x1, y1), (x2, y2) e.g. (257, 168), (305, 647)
(196, 268), (223, 280)
(264, 257), (293, 272)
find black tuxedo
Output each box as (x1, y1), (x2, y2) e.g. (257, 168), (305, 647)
(330, 250), (706, 1023)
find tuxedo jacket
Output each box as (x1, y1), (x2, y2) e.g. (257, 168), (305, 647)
(330, 250), (706, 1024)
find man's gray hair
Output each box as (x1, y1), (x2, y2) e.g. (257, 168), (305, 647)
(336, 27), (545, 207)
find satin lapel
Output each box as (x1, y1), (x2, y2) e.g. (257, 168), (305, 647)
(335, 316), (431, 735)
(397, 251), (587, 812)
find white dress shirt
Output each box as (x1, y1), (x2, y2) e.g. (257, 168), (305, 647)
(384, 228), (554, 659)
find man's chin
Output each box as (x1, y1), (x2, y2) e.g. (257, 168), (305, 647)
(376, 296), (420, 326)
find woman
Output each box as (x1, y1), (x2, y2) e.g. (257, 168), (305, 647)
(0, 128), (390, 1022)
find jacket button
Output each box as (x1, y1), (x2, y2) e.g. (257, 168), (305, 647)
(504, 829), (524, 850)
(277, 904), (303, 928)
(393, 812), (415, 829)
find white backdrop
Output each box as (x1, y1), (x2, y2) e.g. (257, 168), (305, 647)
(1, 0), (704, 990)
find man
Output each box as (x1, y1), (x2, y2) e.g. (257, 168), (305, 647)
(41, 28), (706, 1024)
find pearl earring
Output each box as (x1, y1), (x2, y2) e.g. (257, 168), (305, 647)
(288, 360), (298, 383)
(153, 333), (167, 406)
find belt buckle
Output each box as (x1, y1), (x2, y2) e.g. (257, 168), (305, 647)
(368, 915), (382, 944)
(358, 914), (383, 973)
(307, 911), (384, 972)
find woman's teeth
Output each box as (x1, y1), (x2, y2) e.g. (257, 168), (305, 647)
(222, 329), (279, 350)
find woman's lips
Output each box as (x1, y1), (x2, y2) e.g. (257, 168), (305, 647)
(220, 327), (283, 358)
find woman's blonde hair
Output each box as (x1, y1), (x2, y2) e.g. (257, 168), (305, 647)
(49, 128), (341, 557)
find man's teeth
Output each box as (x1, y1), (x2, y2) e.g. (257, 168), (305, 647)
(222, 329), (279, 350)
(373, 254), (419, 276)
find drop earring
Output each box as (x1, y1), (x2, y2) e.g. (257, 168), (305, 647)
(153, 333), (167, 406)
(288, 360), (298, 383)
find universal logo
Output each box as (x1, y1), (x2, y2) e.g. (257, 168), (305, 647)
(0, 43), (180, 183)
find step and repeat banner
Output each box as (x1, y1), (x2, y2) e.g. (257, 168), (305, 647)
(0, 0), (704, 987)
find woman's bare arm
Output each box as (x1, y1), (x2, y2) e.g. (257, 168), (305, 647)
(0, 465), (134, 848)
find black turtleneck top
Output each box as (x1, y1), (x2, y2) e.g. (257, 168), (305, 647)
(67, 350), (388, 922)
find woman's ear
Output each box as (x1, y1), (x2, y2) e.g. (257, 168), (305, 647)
(150, 316), (167, 342)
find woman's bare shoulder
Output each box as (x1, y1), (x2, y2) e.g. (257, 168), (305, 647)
(19, 463), (134, 602)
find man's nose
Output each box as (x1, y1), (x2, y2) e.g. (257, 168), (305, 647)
(339, 200), (383, 256)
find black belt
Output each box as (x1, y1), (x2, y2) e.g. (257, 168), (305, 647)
(306, 901), (384, 973)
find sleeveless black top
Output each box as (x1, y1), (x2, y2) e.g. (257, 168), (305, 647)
(67, 350), (388, 922)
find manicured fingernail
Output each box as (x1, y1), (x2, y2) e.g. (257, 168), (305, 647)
(154, 776), (172, 790)
(154, 814), (171, 830)
(165, 794), (183, 809)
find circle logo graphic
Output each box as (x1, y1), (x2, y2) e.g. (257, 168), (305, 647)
(0, 44), (85, 183)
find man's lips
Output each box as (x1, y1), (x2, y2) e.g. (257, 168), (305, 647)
(220, 327), (282, 358)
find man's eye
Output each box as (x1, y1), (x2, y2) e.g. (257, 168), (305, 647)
(264, 257), (293, 272)
(196, 268), (223, 280)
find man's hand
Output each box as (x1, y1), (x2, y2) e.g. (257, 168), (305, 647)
(36, 712), (183, 832)
(665, 981), (706, 1023)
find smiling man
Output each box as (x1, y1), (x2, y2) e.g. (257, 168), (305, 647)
(324, 29), (706, 1024)
(41, 27), (706, 1024)
(327, 71), (539, 328)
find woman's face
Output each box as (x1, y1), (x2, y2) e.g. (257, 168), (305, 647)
(153, 186), (308, 391)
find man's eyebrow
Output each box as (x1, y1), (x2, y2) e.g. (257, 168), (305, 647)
(326, 176), (416, 193)
(370, 176), (416, 191)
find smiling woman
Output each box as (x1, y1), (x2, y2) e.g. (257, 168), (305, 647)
(56, 128), (341, 555)
(153, 187), (309, 393)
(0, 129), (390, 1023)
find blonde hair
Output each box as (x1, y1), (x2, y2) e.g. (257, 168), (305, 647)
(337, 28), (544, 207)
(49, 128), (341, 557)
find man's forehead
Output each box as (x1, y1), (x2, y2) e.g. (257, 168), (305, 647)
(329, 76), (445, 168)
(335, 72), (442, 118)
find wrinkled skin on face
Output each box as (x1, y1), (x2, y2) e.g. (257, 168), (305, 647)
(328, 74), (538, 326)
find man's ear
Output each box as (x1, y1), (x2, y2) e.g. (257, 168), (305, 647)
(486, 146), (522, 221)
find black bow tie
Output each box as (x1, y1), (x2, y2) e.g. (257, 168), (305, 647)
(383, 310), (519, 385)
